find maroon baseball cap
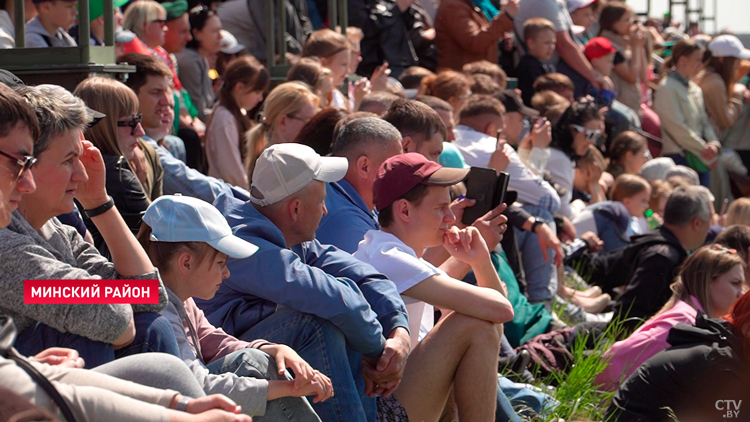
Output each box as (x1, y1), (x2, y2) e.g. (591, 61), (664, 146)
(373, 153), (470, 211)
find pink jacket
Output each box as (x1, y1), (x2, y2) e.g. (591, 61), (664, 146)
(595, 297), (703, 391)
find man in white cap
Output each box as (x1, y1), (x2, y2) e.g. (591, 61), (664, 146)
(196, 143), (409, 422)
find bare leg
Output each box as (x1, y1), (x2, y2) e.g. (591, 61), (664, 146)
(393, 312), (501, 422)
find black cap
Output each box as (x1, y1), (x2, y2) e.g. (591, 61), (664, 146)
(0, 70), (24, 88)
(495, 89), (539, 118)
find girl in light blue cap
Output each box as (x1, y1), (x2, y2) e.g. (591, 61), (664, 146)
(138, 194), (332, 421)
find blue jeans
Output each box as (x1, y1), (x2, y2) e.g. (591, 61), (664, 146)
(114, 312), (181, 360)
(664, 153), (710, 187)
(235, 306), (372, 422)
(515, 205), (558, 302)
(497, 376), (557, 421)
(16, 312), (179, 369)
(206, 349), (321, 421)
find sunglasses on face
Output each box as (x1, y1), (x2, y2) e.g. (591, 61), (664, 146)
(117, 113), (143, 136)
(0, 150), (36, 182)
(571, 124), (601, 142)
(151, 18), (167, 25)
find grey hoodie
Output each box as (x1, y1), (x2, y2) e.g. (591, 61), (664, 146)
(0, 211), (167, 342)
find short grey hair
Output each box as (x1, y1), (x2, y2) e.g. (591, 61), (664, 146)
(16, 85), (91, 157)
(331, 117), (402, 159)
(663, 185), (713, 226)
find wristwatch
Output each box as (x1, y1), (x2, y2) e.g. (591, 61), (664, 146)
(530, 217), (546, 233)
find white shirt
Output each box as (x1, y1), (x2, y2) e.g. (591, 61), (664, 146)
(546, 148), (575, 218)
(354, 230), (440, 347)
(453, 125), (561, 213)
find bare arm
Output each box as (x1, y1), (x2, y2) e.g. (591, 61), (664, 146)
(556, 30), (601, 89)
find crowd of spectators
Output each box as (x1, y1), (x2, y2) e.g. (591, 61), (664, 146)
(2, 0), (750, 421)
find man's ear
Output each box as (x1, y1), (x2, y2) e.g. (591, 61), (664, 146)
(355, 155), (370, 179)
(483, 122), (496, 137)
(402, 136), (414, 153)
(288, 198), (302, 223)
(393, 198), (410, 223)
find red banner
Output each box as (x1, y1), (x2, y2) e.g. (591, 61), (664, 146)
(24, 280), (160, 304)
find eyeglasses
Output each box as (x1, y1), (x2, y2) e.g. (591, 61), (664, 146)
(117, 114), (143, 136)
(0, 150), (36, 182)
(571, 124), (601, 143)
(151, 18), (167, 25)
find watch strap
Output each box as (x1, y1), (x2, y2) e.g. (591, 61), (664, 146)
(83, 197), (115, 219)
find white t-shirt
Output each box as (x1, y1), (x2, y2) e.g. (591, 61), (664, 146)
(354, 230), (441, 347)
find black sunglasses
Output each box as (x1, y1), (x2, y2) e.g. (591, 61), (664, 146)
(0, 150), (36, 182)
(151, 18), (167, 25)
(117, 113), (143, 136)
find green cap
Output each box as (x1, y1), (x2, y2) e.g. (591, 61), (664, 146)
(86, 0), (129, 21)
(162, 0), (188, 21)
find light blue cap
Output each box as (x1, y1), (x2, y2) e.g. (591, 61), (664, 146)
(143, 195), (258, 259)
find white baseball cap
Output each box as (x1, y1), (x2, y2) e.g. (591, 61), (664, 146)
(144, 195), (259, 259)
(219, 30), (245, 55)
(567, 0), (597, 14)
(708, 35), (750, 60)
(250, 143), (348, 206)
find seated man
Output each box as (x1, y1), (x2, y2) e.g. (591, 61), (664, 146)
(383, 99), (447, 163)
(454, 94), (561, 304)
(317, 117), (403, 253)
(196, 143), (409, 422)
(118, 53), (232, 203)
(589, 185), (713, 333)
(354, 153), (514, 421)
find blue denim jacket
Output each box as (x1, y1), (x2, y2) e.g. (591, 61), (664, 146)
(317, 179), (379, 254)
(141, 136), (249, 203)
(196, 190), (409, 359)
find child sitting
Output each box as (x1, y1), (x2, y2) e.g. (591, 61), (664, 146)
(583, 37), (617, 92)
(25, 0), (77, 47)
(516, 17), (557, 106)
(139, 195), (331, 421)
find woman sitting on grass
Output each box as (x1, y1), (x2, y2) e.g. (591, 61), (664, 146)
(596, 244), (746, 391)
(606, 287), (750, 422)
(139, 195), (332, 421)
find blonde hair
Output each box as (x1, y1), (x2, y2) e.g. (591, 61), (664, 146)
(74, 77), (139, 157)
(123, 0), (166, 41)
(246, 81), (319, 178)
(610, 173), (650, 202)
(726, 198), (750, 227)
(523, 17), (555, 41)
(649, 179), (673, 213)
(657, 245), (745, 318)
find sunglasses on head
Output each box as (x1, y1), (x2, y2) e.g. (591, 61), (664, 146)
(571, 124), (601, 142)
(117, 113), (143, 136)
(0, 150), (36, 182)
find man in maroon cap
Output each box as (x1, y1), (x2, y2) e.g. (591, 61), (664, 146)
(354, 152), (514, 421)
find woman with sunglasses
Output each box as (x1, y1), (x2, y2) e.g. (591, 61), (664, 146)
(74, 77), (158, 257)
(122, 0), (171, 70)
(549, 100), (603, 219)
(176, 5), (223, 121)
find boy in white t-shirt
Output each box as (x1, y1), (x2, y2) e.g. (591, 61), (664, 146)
(354, 153), (514, 422)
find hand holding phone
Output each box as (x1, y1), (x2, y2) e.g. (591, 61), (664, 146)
(462, 167), (510, 225)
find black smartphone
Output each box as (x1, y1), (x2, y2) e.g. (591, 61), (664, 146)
(462, 167), (510, 225)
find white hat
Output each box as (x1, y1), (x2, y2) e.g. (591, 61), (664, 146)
(144, 195), (259, 259)
(708, 35), (750, 60)
(250, 143), (348, 206)
(566, 0), (597, 13)
(219, 30), (245, 55)
(639, 157), (676, 182)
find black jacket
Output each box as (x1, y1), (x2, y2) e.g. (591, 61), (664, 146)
(79, 155), (150, 258)
(349, 0), (418, 77)
(607, 314), (750, 422)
